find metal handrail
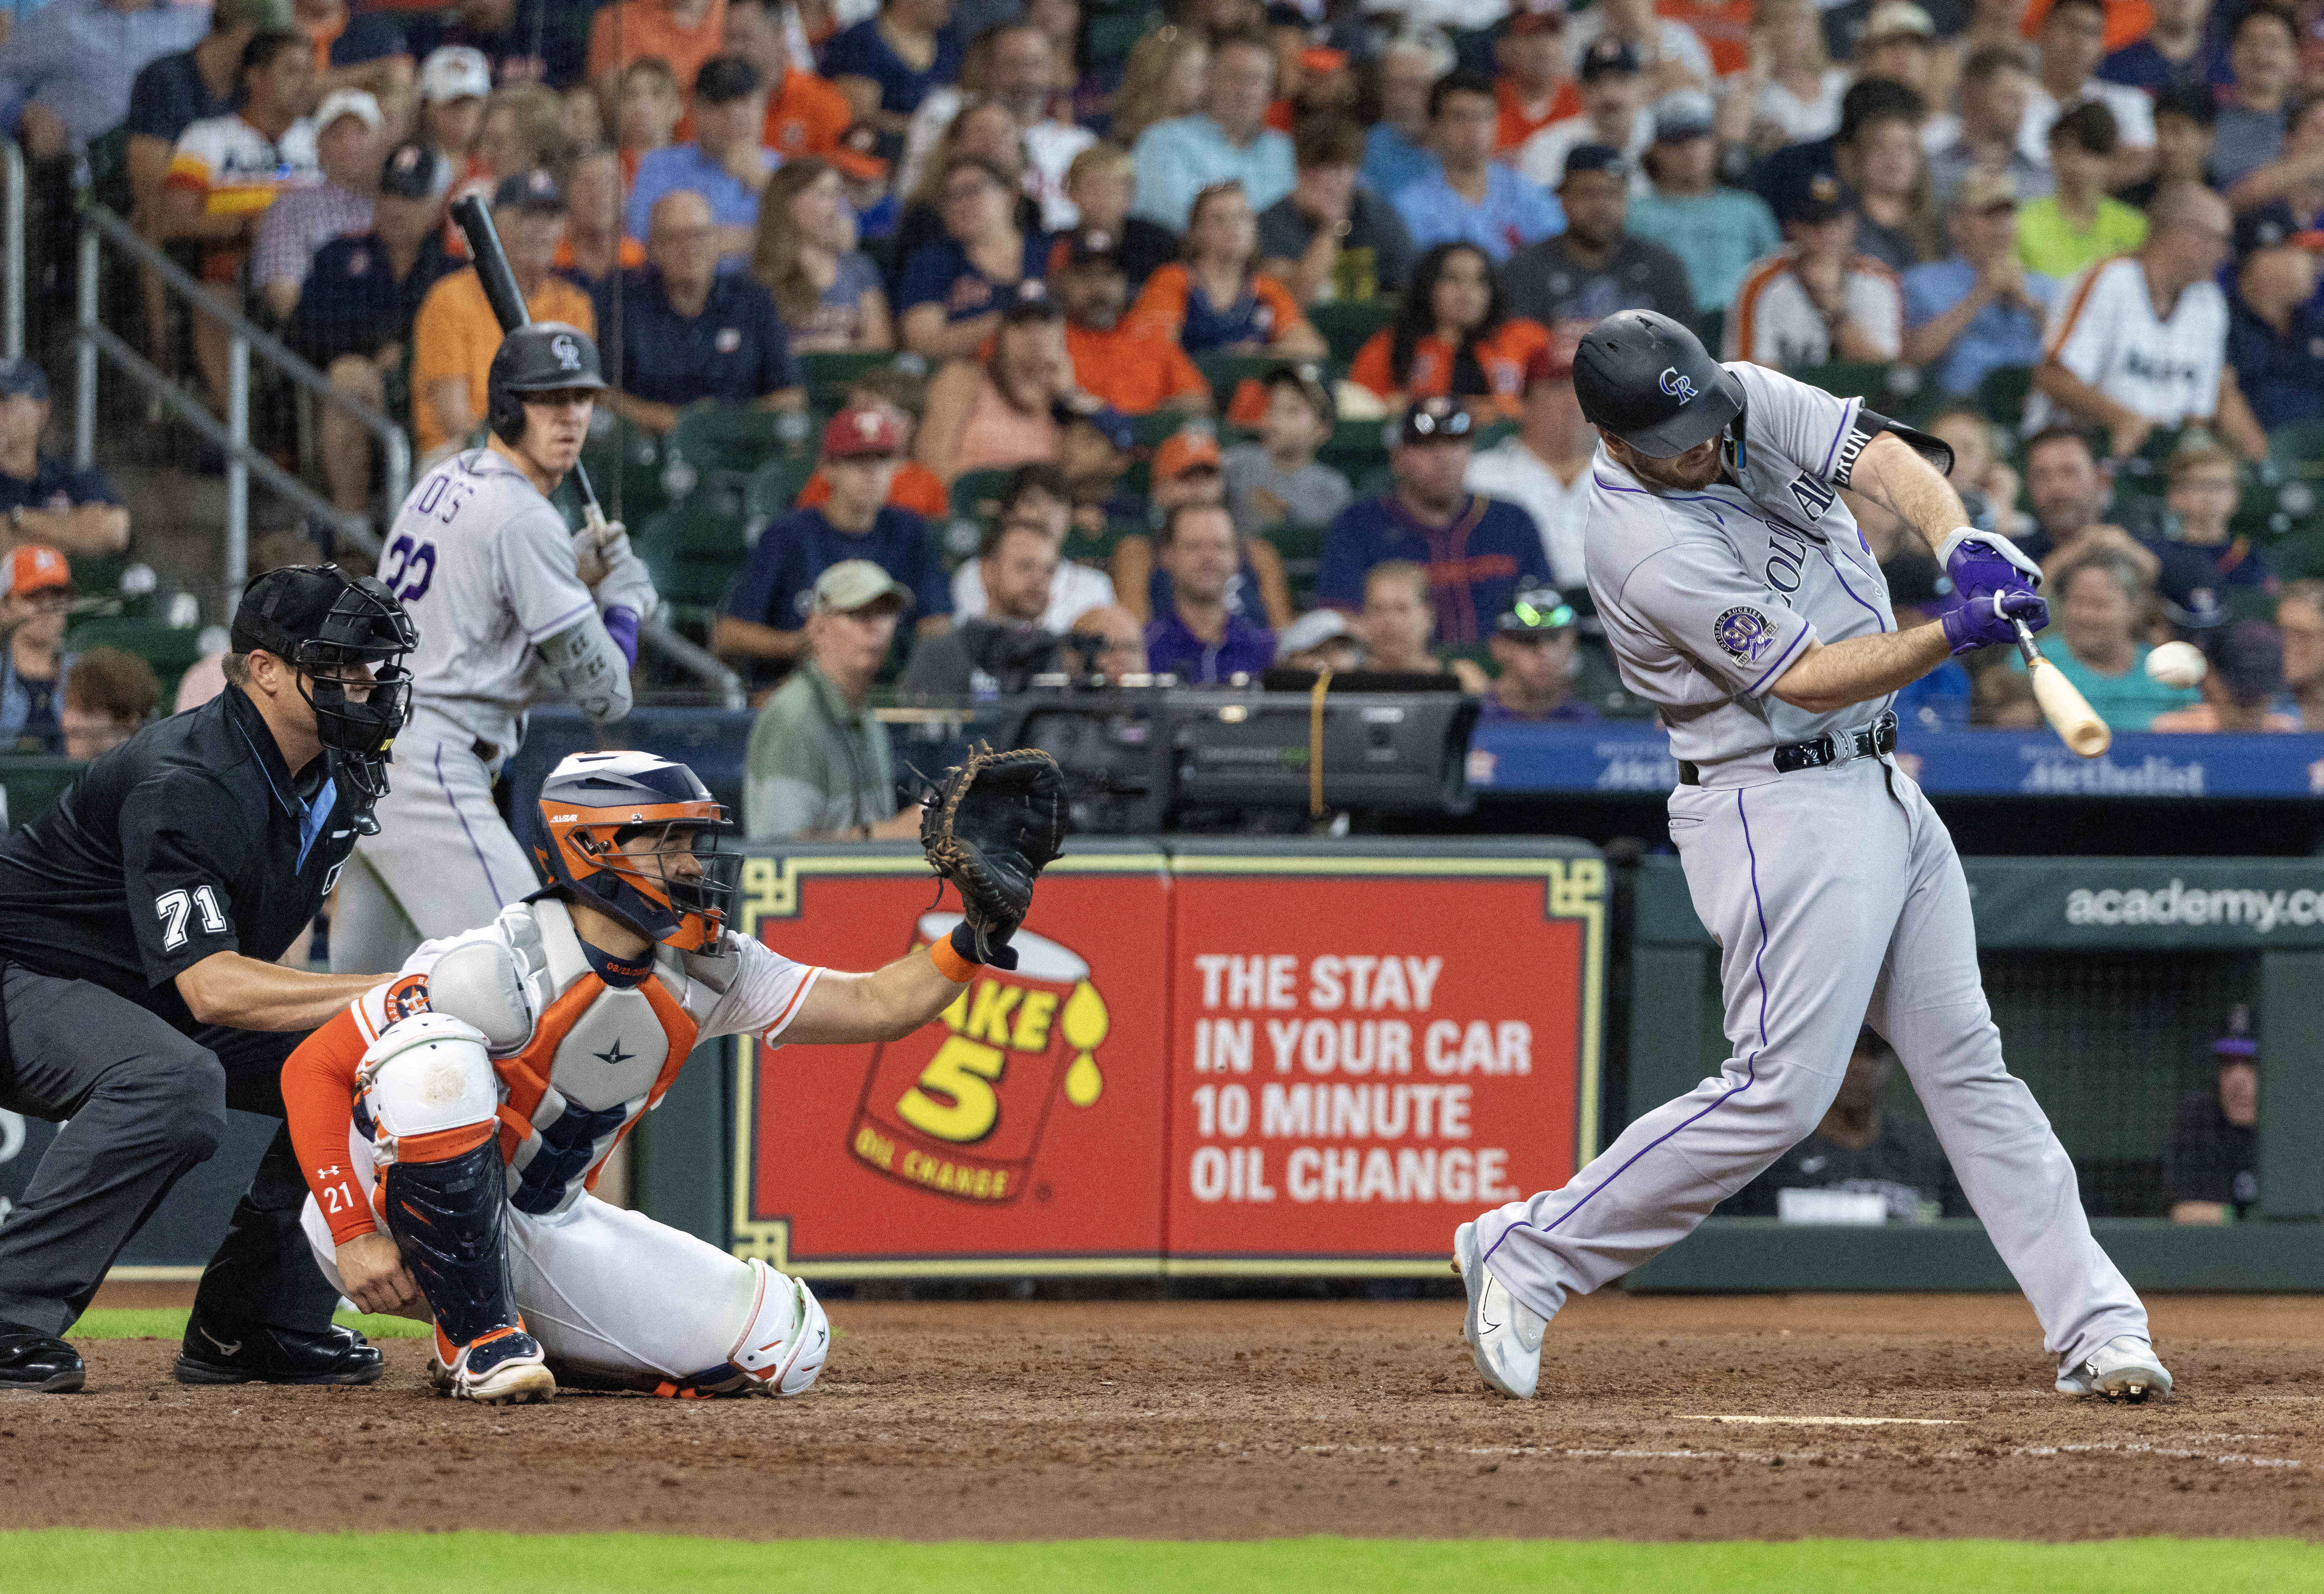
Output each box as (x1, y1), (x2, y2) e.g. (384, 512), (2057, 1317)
(5, 141), (23, 360)
(71, 203), (410, 589)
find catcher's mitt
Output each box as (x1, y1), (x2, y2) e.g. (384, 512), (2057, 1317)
(920, 744), (1066, 970)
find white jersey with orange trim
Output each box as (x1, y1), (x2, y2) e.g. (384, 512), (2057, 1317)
(343, 897), (818, 1220)
(1723, 250), (1902, 371)
(165, 112), (319, 217)
(2021, 253), (2225, 436)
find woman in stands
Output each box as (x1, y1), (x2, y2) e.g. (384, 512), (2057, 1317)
(917, 285), (1080, 482)
(1107, 26), (1208, 145)
(1127, 180), (1325, 358)
(1744, 0), (1848, 154)
(1348, 242), (1549, 420)
(755, 159), (894, 353)
(897, 148), (1051, 360)
(824, 0), (965, 135)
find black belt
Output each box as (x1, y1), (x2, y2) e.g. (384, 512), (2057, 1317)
(1679, 711), (1897, 786)
(472, 738), (499, 765)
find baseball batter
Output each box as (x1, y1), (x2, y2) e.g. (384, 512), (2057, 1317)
(329, 322), (656, 977)
(286, 749), (1033, 1402)
(1457, 311), (2170, 1403)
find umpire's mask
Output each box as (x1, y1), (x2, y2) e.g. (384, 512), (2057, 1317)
(231, 566), (417, 815)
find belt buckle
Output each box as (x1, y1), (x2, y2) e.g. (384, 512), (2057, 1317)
(1819, 728), (1856, 770)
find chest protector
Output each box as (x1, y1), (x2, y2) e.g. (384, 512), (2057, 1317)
(491, 900), (701, 1216)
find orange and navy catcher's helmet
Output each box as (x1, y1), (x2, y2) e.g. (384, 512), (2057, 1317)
(535, 751), (738, 956)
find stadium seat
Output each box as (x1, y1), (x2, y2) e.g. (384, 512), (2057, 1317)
(2268, 419), (2324, 478)
(1196, 352), (1293, 406)
(1309, 301), (1396, 368)
(1976, 365), (2034, 431)
(570, 423), (667, 524)
(798, 350), (900, 415)
(1131, 410), (1196, 448)
(1787, 361), (1901, 408)
(1260, 521), (1330, 608)
(65, 616), (209, 704)
(1319, 416), (1394, 475)
(634, 504), (748, 637)
(668, 405), (801, 517)
(1086, 5), (1157, 66)
(950, 467), (1015, 523)
(744, 454), (818, 539)
(0, 754), (83, 832)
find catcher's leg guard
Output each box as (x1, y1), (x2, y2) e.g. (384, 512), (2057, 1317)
(647, 1260), (830, 1399)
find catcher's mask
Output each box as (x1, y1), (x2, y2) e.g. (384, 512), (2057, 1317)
(230, 565), (416, 819)
(534, 751), (739, 956)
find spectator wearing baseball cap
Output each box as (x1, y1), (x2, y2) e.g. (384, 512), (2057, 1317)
(413, 46), (491, 192)
(0, 362), (127, 560)
(743, 560), (928, 842)
(718, 407), (951, 676)
(917, 283), (1076, 483)
(1052, 228), (1211, 416)
(1480, 587), (1593, 722)
(2152, 621), (2300, 731)
(1493, 2), (1582, 153)
(2227, 206), (2324, 431)
(798, 366), (951, 519)
(408, 168), (596, 460)
(1463, 348), (1591, 589)
(1275, 607), (1362, 673)
(1726, 173), (1903, 369)
(0, 544), (76, 754)
(1903, 170), (2057, 398)
(289, 141), (457, 516)
(2163, 1010), (2260, 1225)
(1627, 89), (1782, 320)
(1314, 399), (1552, 648)
(1397, 69), (1565, 265)
(1253, 114), (1417, 307)
(253, 88), (385, 320)
(1517, 42), (1653, 195)
(626, 56), (777, 264)
(604, 189), (803, 437)
(1503, 144), (1693, 334)
(1560, 0), (1714, 93)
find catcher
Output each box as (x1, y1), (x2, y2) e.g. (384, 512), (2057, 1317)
(281, 745), (1063, 1403)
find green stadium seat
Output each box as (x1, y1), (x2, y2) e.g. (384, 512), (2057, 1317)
(2268, 418), (2324, 477)
(1260, 521), (1331, 608)
(1309, 301), (1395, 368)
(66, 616), (210, 702)
(1976, 365), (2034, 431)
(950, 468), (1015, 522)
(1086, 6), (1157, 66)
(1787, 362), (1898, 405)
(1131, 409), (1197, 448)
(0, 755), (83, 832)
(570, 423), (666, 524)
(798, 350), (901, 415)
(635, 504), (749, 631)
(744, 454), (819, 536)
(667, 405), (802, 516)
(1318, 416), (1394, 474)
(1195, 352), (1291, 405)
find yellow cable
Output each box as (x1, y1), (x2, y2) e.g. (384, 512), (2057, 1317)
(1308, 666), (1331, 818)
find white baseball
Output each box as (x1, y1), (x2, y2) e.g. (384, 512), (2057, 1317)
(2146, 640), (2207, 689)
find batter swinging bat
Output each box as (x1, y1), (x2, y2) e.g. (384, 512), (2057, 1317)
(2013, 617), (2109, 758)
(450, 193), (608, 530)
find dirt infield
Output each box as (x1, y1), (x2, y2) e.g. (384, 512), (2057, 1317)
(5, 1293), (2321, 1542)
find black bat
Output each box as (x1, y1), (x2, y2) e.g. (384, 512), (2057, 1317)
(450, 193), (606, 524)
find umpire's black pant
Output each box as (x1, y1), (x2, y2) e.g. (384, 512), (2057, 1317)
(0, 966), (336, 1338)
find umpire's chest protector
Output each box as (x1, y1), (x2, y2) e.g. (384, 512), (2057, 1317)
(493, 900), (701, 1216)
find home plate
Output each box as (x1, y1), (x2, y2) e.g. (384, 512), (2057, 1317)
(1679, 1415), (1964, 1427)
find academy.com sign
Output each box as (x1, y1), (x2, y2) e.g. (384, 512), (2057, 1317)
(2065, 879), (2324, 933)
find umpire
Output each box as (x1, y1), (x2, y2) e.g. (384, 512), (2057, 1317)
(0, 565), (415, 1393)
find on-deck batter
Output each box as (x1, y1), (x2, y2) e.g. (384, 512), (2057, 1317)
(329, 322), (656, 977)
(1456, 311), (2171, 1403)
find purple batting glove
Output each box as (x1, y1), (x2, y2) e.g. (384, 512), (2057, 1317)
(1936, 528), (2043, 602)
(1940, 585), (2047, 654)
(604, 605), (639, 667)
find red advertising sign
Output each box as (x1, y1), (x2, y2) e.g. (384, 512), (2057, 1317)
(730, 847), (1175, 1278)
(1161, 850), (1604, 1273)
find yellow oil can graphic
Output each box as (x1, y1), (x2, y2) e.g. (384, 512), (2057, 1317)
(846, 914), (1111, 1202)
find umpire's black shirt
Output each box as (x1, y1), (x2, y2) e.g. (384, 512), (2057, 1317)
(0, 683), (362, 1032)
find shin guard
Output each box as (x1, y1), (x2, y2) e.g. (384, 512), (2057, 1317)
(382, 1137), (519, 1349)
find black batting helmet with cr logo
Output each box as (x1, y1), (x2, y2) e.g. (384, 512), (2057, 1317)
(486, 322), (608, 444)
(1572, 310), (1746, 459)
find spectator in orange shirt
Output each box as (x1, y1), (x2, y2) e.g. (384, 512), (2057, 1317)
(588, 0), (730, 107)
(1055, 226), (1210, 415)
(723, 0), (853, 157)
(799, 367), (951, 517)
(408, 168), (597, 460)
(1128, 180), (1325, 359)
(1495, 4), (1579, 153)
(614, 56), (683, 188)
(1348, 241), (1551, 419)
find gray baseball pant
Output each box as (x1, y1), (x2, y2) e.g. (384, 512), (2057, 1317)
(1475, 757), (2150, 1377)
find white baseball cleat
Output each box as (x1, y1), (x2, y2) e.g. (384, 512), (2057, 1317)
(2055, 1335), (2173, 1402)
(1455, 1220), (1547, 1400)
(434, 1324), (556, 1405)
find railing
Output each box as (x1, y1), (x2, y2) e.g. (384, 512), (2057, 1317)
(5, 141), (23, 360)
(71, 203), (408, 599)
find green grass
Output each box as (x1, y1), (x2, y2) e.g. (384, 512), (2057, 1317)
(71, 1308), (431, 1340)
(0, 1533), (2315, 1593)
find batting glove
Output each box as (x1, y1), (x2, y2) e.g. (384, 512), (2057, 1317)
(1940, 585), (2047, 654)
(1936, 527), (2043, 600)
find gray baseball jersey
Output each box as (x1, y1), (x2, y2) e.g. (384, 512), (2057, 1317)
(1469, 357), (2154, 1387)
(1582, 361), (1897, 770)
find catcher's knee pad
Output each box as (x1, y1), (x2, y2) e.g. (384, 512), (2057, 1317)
(362, 1011), (500, 1146)
(653, 1261), (830, 1399)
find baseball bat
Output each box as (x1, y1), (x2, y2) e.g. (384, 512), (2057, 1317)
(449, 193), (605, 527)
(2013, 617), (2110, 758)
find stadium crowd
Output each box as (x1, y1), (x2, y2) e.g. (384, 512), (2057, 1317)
(1, 0), (2323, 784)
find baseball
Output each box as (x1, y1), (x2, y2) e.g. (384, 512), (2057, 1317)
(2146, 640), (2207, 688)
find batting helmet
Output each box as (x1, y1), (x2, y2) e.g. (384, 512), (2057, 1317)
(486, 322), (607, 444)
(1572, 310), (1745, 459)
(534, 751), (739, 959)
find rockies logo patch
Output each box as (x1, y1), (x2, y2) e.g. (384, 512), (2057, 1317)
(1714, 605), (1777, 665)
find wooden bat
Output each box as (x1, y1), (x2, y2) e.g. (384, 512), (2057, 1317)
(449, 193), (607, 530)
(2013, 617), (2109, 758)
